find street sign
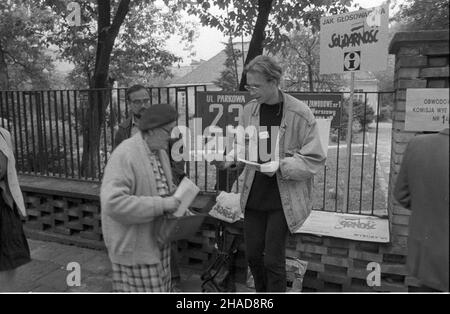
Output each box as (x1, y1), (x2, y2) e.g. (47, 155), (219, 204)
(319, 3), (389, 74)
(196, 92), (251, 131)
(290, 93), (342, 128)
(405, 88), (449, 131)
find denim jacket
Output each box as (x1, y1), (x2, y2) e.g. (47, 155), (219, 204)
(237, 91), (326, 233)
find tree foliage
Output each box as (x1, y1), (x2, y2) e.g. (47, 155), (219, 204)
(173, 0), (353, 89)
(0, 1), (55, 89)
(213, 39), (243, 91)
(339, 98), (375, 139)
(280, 28), (343, 92)
(1, 0), (198, 177)
(29, 0), (198, 177)
(40, 0), (197, 88)
(392, 0), (449, 31)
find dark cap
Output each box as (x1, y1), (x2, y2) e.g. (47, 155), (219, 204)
(139, 104), (178, 131)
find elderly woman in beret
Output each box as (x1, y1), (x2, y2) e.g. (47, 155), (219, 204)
(101, 104), (181, 292)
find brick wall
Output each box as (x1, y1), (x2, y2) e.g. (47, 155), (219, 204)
(179, 220), (419, 292)
(20, 176), (105, 250)
(387, 30), (449, 255)
(386, 30), (449, 291)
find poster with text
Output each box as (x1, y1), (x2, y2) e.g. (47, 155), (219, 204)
(405, 88), (449, 131)
(196, 92), (251, 131)
(319, 3), (389, 74)
(295, 211), (390, 243)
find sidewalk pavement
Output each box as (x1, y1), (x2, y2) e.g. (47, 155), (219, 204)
(10, 239), (252, 293)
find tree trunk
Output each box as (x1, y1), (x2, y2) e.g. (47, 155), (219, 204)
(229, 38), (239, 91)
(80, 0), (130, 179)
(0, 42), (10, 90)
(238, 0), (273, 91)
(307, 63), (314, 92)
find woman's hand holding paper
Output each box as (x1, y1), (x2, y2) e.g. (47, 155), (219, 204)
(163, 196), (181, 215)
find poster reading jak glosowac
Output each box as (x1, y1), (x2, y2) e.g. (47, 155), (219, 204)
(319, 3), (389, 74)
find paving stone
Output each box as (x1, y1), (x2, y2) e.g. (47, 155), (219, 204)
(14, 260), (60, 292)
(68, 273), (112, 293)
(33, 268), (70, 292)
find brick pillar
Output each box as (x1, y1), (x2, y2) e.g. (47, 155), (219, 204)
(386, 30), (449, 287)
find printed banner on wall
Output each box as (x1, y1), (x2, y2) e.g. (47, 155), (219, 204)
(295, 211), (390, 243)
(319, 3), (389, 74)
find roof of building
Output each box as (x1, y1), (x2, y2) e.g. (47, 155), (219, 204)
(169, 42), (249, 86)
(169, 41), (379, 88)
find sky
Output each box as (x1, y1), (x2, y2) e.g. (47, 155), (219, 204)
(166, 0), (399, 65)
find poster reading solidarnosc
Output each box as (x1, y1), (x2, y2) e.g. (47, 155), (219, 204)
(319, 3), (389, 74)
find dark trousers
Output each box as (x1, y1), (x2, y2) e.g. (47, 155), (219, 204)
(244, 208), (289, 292)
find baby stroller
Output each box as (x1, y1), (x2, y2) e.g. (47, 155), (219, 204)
(200, 222), (242, 292)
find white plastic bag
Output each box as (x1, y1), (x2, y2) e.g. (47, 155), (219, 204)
(286, 258), (308, 292)
(209, 192), (242, 223)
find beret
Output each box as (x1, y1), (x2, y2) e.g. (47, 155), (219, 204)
(138, 103), (178, 131)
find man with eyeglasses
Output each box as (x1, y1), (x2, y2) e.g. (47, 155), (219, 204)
(212, 55), (326, 292)
(113, 84), (185, 292)
(114, 85), (185, 183)
(114, 84), (152, 148)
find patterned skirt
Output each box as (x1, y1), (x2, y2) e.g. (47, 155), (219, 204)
(112, 244), (171, 292)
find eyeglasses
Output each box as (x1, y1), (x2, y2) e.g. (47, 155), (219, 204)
(130, 98), (151, 106)
(159, 123), (176, 136)
(160, 126), (172, 136)
(244, 85), (261, 92)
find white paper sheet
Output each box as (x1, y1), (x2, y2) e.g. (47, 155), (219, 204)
(238, 158), (279, 173)
(172, 177), (200, 217)
(316, 118), (332, 158)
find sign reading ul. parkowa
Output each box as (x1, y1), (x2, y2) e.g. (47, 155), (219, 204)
(405, 88), (449, 132)
(319, 3), (389, 74)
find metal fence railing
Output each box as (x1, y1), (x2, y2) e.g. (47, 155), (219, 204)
(0, 87), (394, 216)
(0, 85), (208, 181)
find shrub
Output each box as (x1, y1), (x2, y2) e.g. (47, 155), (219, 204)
(339, 98), (375, 140)
(377, 106), (392, 122)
